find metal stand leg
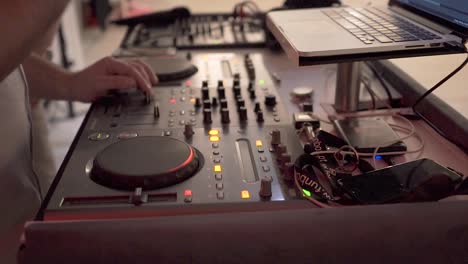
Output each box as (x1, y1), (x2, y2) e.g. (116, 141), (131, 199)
(332, 61), (405, 152)
(334, 62), (362, 113)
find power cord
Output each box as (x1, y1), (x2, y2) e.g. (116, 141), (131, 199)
(411, 53), (468, 151)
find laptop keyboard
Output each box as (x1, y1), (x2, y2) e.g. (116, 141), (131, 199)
(323, 7), (442, 45)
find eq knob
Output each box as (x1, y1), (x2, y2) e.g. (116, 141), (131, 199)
(217, 87), (226, 99)
(265, 94), (277, 107)
(221, 108), (230, 124)
(256, 111), (264, 123)
(203, 109), (212, 124)
(239, 106), (248, 121)
(236, 99), (245, 110)
(259, 176), (273, 198)
(233, 79), (240, 87)
(248, 81), (255, 91)
(217, 80), (224, 88)
(233, 85), (241, 97)
(202, 87), (210, 100)
(249, 89), (256, 99)
(195, 97), (202, 108)
(202, 80), (208, 87)
(203, 99), (211, 109)
(220, 99), (228, 108)
(212, 97), (218, 107)
(254, 102), (261, 113)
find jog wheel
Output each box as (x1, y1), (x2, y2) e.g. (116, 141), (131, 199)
(90, 136), (203, 190)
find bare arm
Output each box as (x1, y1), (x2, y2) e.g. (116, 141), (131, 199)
(0, 0), (70, 81)
(23, 54), (158, 102)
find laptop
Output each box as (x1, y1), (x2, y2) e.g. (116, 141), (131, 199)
(267, 0), (468, 65)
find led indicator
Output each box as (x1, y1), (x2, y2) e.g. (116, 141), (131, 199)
(241, 190), (250, 199)
(185, 80), (193, 87)
(169, 98), (177, 104)
(375, 155), (382, 160)
(214, 165), (222, 173)
(258, 80), (266, 86)
(209, 130), (220, 136)
(190, 98), (196, 103)
(210, 136), (220, 142)
(302, 189), (312, 197)
(255, 140), (263, 147)
(184, 190), (193, 197)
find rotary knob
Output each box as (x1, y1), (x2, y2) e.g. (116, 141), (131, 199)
(239, 106), (248, 122)
(221, 108), (230, 124)
(236, 99), (245, 111)
(202, 87), (210, 100)
(195, 97), (202, 108)
(265, 94), (277, 107)
(254, 102), (261, 113)
(217, 87), (226, 99)
(212, 97), (218, 107)
(202, 80), (208, 88)
(259, 176), (273, 198)
(203, 99), (211, 109)
(256, 111), (264, 123)
(203, 109), (212, 124)
(249, 89), (256, 99)
(217, 80), (224, 88)
(184, 124), (195, 137)
(233, 85), (241, 97)
(220, 99), (228, 109)
(233, 79), (240, 87)
(248, 81), (255, 91)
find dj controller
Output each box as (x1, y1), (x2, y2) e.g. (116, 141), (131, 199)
(39, 52), (307, 221)
(122, 13), (266, 50)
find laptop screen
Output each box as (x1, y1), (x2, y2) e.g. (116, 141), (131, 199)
(393, 0), (468, 33)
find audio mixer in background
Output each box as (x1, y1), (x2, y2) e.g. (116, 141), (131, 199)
(121, 13), (266, 50)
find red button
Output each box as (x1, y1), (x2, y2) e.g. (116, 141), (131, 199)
(184, 190), (192, 197)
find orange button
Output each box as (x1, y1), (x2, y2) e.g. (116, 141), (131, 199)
(241, 190), (250, 199)
(214, 165), (222, 173)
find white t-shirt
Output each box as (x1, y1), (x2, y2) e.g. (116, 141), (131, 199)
(0, 67), (41, 263)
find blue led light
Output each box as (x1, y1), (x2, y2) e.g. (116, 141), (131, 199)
(375, 155), (383, 160)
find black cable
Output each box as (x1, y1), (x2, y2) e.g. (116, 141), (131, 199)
(361, 78), (376, 110)
(412, 53), (468, 149)
(412, 53), (468, 110)
(365, 61), (394, 107)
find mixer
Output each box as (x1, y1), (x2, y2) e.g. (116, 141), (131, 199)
(122, 13), (266, 50)
(38, 52), (306, 221)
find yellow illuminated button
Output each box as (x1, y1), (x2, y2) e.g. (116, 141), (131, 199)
(241, 190), (250, 199)
(190, 98), (196, 103)
(210, 136), (220, 142)
(255, 140), (263, 147)
(209, 130), (220, 136)
(214, 165), (222, 173)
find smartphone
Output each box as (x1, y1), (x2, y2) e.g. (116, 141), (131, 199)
(337, 159), (462, 204)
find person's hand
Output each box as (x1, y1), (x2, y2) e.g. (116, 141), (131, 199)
(67, 57), (158, 102)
